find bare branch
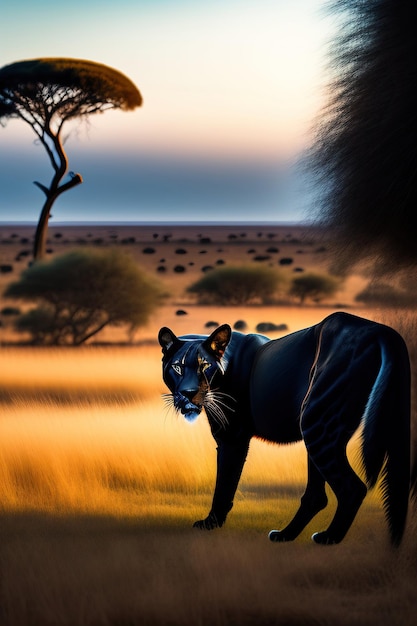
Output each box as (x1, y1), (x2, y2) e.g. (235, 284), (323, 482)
(33, 181), (49, 196)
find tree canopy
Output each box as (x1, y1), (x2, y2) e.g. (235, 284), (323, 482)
(0, 58), (141, 125)
(288, 272), (341, 305)
(4, 248), (162, 345)
(187, 265), (286, 305)
(0, 58), (142, 260)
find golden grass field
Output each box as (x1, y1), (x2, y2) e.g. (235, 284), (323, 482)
(1, 223), (417, 625)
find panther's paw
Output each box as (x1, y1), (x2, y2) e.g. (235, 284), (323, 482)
(193, 513), (221, 530)
(311, 531), (339, 545)
(268, 530), (292, 543)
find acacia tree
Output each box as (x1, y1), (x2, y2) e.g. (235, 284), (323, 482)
(0, 58), (142, 260)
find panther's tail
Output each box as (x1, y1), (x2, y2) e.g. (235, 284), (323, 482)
(361, 327), (410, 546)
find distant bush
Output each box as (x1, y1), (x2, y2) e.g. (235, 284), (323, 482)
(187, 265), (286, 305)
(355, 281), (417, 307)
(205, 320), (219, 328)
(256, 322), (288, 333)
(288, 272), (341, 305)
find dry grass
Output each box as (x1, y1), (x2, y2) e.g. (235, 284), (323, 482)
(0, 345), (308, 521)
(1, 340), (417, 626)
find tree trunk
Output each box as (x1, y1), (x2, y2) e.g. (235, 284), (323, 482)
(33, 195), (55, 261)
(33, 173), (82, 261)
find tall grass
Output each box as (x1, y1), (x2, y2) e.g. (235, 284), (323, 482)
(0, 345), (376, 524)
(0, 397), (310, 525)
(0, 345), (161, 404)
(0, 335), (416, 625)
(0, 345), (312, 524)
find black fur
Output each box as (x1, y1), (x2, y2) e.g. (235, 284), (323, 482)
(159, 312), (410, 545)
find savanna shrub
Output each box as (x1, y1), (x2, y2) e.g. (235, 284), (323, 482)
(4, 248), (164, 345)
(288, 272), (341, 304)
(187, 265), (286, 305)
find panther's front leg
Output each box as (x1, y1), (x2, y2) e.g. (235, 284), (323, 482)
(193, 436), (250, 530)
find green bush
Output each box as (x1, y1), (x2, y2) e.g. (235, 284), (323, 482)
(187, 265), (286, 305)
(4, 248), (164, 344)
(288, 272), (341, 305)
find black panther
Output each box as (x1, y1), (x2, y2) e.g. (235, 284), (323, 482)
(159, 312), (410, 545)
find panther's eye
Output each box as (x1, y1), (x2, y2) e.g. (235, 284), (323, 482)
(198, 355), (210, 373)
(171, 363), (183, 376)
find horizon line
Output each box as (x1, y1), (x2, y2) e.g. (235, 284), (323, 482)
(0, 219), (314, 227)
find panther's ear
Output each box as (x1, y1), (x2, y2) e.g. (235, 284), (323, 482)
(204, 324), (232, 360)
(158, 327), (178, 354)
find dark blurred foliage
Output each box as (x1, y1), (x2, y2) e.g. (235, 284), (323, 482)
(308, 0), (417, 274)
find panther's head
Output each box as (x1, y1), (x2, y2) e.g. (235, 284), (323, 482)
(158, 324), (232, 424)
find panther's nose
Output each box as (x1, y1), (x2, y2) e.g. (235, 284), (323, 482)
(183, 389), (198, 402)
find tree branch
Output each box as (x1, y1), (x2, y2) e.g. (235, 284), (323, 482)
(56, 172), (83, 195)
(33, 180), (49, 196)
(75, 316), (111, 345)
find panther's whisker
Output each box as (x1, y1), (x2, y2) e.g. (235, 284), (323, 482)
(208, 391), (236, 413)
(207, 405), (228, 427)
(208, 396), (235, 413)
(205, 408), (227, 428)
(161, 393), (178, 416)
(211, 391), (236, 404)
(203, 394), (229, 428)
(161, 395), (181, 424)
(206, 391), (235, 413)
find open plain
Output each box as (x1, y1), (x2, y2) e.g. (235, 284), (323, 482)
(0, 222), (416, 626)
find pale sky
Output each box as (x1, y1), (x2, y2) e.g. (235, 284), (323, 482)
(0, 0), (336, 223)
